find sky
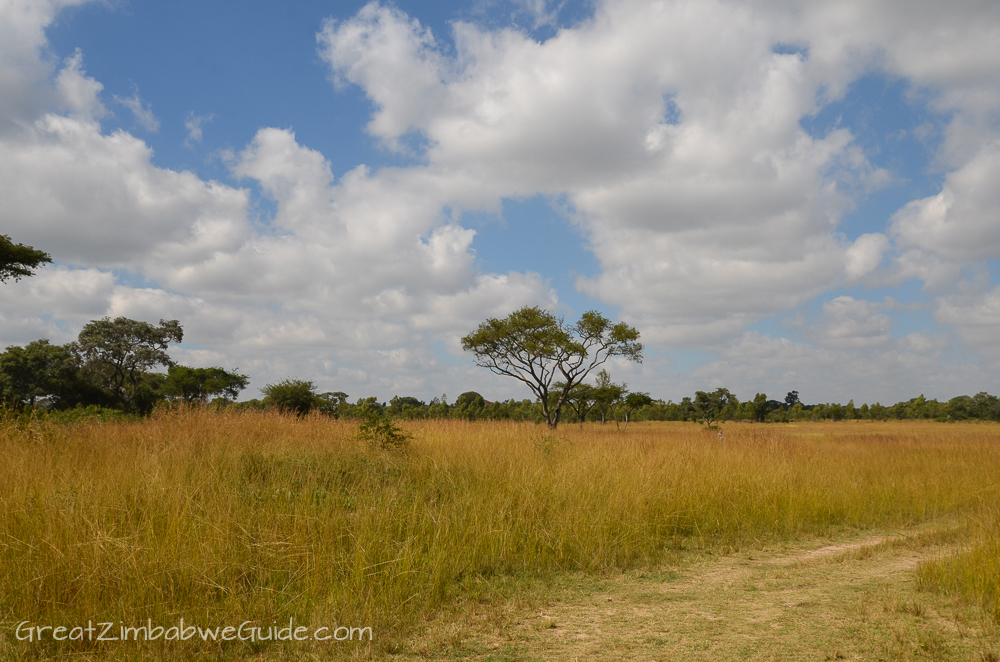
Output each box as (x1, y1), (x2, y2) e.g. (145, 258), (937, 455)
(2, 0), (1000, 405)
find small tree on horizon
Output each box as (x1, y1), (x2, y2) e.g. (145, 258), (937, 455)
(694, 387), (734, 428)
(461, 306), (642, 429)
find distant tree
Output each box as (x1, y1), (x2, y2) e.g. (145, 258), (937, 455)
(972, 392), (1000, 420)
(694, 388), (733, 428)
(317, 391), (350, 418)
(562, 382), (598, 428)
(751, 393), (768, 423)
(454, 391), (486, 419)
(784, 391), (801, 407)
(0, 234), (51, 283)
(592, 369), (626, 425)
(71, 317), (183, 413)
(261, 379), (318, 416)
(461, 306), (642, 428)
(163, 365), (248, 404)
(0, 340), (78, 409)
(617, 391), (653, 430)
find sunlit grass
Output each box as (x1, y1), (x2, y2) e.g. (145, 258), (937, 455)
(1, 412), (997, 658)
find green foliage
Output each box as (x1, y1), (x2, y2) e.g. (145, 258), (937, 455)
(0, 234), (51, 283)
(163, 365), (249, 403)
(461, 306), (642, 428)
(71, 317), (183, 413)
(562, 382), (598, 428)
(618, 391), (653, 429)
(315, 390), (350, 418)
(42, 404), (137, 424)
(357, 407), (410, 450)
(0, 340), (79, 409)
(593, 368), (626, 425)
(694, 388), (733, 428)
(261, 379), (318, 416)
(751, 393), (768, 422)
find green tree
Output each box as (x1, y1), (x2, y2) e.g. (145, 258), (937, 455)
(461, 306), (642, 429)
(751, 392), (768, 422)
(0, 340), (79, 409)
(592, 369), (626, 425)
(163, 365), (249, 404)
(71, 317), (183, 413)
(617, 391), (653, 430)
(0, 234), (51, 283)
(317, 391), (351, 418)
(261, 379), (318, 416)
(562, 382), (598, 428)
(694, 388), (733, 428)
(454, 391), (486, 420)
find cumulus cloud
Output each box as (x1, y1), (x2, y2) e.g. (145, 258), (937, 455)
(936, 287), (1000, 367)
(0, 111), (252, 268)
(318, 0), (900, 345)
(891, 141), (1000, 265)
(2, 0), (1000, 401)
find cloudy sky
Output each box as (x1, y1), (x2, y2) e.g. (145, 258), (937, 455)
(2, 0), (999, 405)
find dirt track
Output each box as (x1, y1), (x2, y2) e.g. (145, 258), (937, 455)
(409, 524), (999, 661)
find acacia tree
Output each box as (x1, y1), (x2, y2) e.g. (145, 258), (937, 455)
(461, 306), (642, 428)
(617, 391), (653, 430)
(0, 234), (51, 283)
(694, 387), (733, 428)
(71, 317), (183, 413)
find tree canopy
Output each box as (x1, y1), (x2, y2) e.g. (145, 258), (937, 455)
(71, 317), (183, 413)
(461, 306), (642, 428)
(163, 365), (248, 403)
(262, 379), (319, 416)
(694, 387), (734, 428)
(0, 340), (79, 409)
(0, 234), (51, 283)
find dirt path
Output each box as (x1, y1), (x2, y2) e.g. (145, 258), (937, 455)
(406, 525), (999, 661)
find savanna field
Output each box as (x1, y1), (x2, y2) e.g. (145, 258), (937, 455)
(1, 410), (998, 660)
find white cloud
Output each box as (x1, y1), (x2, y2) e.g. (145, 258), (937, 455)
(936, 286), (1000, 367)
(845, 233), (889, 281)
(54, 49), (106, 121)
(808, 296), (894, 349)
(2, 0), (1000, 402)
(318, 3), (448, 151)
(890, 140), (1000, 264)
(114, 88), (160, 132)
(184, 111), (214, 146)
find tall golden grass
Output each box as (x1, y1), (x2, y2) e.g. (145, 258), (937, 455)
(1, 410), (997, 658)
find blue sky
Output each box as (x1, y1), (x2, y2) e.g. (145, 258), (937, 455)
(2, 0), (1000, 405)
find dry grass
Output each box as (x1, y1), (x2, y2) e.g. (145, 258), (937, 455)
(0, 412), (997, 659)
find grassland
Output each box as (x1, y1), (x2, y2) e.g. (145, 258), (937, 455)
(0, 411), (997, 660)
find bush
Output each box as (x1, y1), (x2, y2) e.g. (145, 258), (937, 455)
(357, 408), (410, 450)
(261, 379), (317, 416)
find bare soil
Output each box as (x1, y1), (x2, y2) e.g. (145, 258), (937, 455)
(403, 523), (999, 661)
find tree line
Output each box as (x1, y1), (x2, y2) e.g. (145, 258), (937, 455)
(9, 238), (993, 427)
(2, 314), (998, 426)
